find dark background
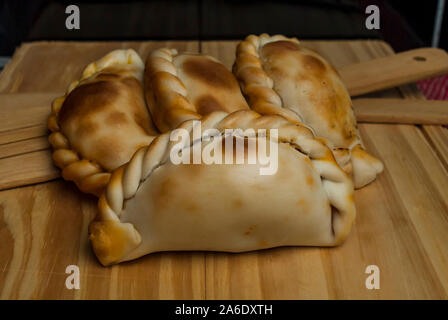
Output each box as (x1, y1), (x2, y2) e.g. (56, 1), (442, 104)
(0, 0), (447, 56)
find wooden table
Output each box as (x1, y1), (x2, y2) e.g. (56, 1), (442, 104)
(0, 40), (447, 299)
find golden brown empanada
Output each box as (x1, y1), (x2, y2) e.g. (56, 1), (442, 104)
(90, 110), (356, 266)
(47, 49), (159, 196)
(144, 48), (250, 132)
(233, 34), (383, 188)
(87, 47), (357, 265)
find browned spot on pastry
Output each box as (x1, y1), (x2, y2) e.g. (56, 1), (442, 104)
(89, 221), (127, 264)
(300, 54), (327, 76)
(159, 177), (175, 198)
(195, 95), (224, 115)
(347, 193), (354, 203)
(77, 120), (99, 136)
(306, 175), (314, 186)
(106, 111), (128, 126)
(183, 57), (236, 89)
(59, 80), (120, 126)
(153, 176), (176, 211)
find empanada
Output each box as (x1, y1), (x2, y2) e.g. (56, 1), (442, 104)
(90, 110), (356, 266)
(233, 34), (383, 188)
(47, 49), (159, 196)
(88, 49), (356, 265)
(144, 48), (250, 132)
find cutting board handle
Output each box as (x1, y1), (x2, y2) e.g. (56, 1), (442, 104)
(339, 48), (448, 97)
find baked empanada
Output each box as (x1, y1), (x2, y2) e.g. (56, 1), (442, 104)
(47, 49), (159, 196)
(144, 48), (250, 132)
(87, 47), (356, 265)
(90, 110), (356, 266)
(233, 34), (383, 188)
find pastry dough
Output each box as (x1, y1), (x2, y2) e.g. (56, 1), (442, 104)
(90, 110), (356, 266)
(233, 34), (383, 188)
(144, 48), (250, 132)
(47, 49), (158, 196)
(88, 47), (356, 266)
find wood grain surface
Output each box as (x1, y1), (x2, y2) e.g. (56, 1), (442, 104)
(0, 93), (60, 190)
(423, 125), (448, 170)
(0, 40), (447, 299)
(352, 98), (448, 124)
(339, 47), (448, 96)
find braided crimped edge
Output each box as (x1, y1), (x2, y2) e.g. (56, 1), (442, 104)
(145, 48), (213, 132)
(232, 34), (307, 127)
(92, 109), (356, 266)
(233, 33), (383, 187)
(47, 49), (145, 197)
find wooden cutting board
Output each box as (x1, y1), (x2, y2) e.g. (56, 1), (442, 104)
(0, 40), (448, 299)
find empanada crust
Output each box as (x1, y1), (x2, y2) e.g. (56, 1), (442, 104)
(260, 41), (357, 147)
(145, 49), (249, 132)
(48, 49), (158, 196)
(91, 110), (356, 266)
(66, 46), (358, 266)
(233, 34), (384, 188)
